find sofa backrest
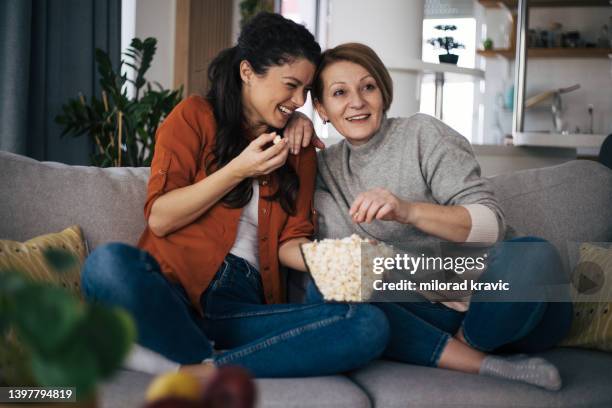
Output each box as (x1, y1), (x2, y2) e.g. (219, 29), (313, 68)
(1, 150), (611, 258)
(489, 160), (612, 258)
(0, 151), (148, 250)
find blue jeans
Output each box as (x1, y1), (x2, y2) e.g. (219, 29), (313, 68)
(375, 237), (574, 366)
(305, 236), (573, 368)
(81, 243), (389, 378)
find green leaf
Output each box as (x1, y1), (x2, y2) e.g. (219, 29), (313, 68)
(55, 36), (183, 167)
(12, 284), (85, 353)
(0, 270), (29, 296)
(79, 305), (136, 378)
(30, 341), (98, 399)
(42, 248), (78, 272)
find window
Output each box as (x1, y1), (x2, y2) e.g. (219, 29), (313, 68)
(420, 18), (477, 141)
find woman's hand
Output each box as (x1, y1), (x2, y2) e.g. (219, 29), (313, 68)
(285, 111), (326, 155)
(349, 188), (413, 224)
(230, 132), (290, 178)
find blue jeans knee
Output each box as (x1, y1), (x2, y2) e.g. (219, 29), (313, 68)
(81, 242), (153, 303)
(344, 304), (390, 365)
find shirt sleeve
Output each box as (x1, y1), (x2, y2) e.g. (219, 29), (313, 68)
(143, 97), (206, 221)
(462, 203), (499, 243)
(418, 115), (506, 241)
(278, 145), (317, 245)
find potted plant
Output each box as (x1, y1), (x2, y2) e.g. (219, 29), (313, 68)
(427, 25), (465, 65)
(0, 251), (136, 406)
(239, 0), (274, 27)
(55, 38), (183, 167)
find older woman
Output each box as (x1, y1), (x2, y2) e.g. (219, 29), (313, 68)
(291, 43), (572, 390)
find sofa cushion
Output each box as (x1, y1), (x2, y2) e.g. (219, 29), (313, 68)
(489, 160), (612, 263)
(0, 150), (148, 249)
(100, 370), (371, 408)
(0, 225), (87, 297)
(349, 348), (612, 408)
(560, 243), (612, 352)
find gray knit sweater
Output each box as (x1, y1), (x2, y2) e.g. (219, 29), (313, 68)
(315, 113), (508, 246)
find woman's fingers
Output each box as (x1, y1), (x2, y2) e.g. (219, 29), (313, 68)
(284, 126), (295, 153)
(353, 199), (374, 223)
(292, 125), (304, 155)
(251, 131), (278, 149)
(260, 136), (288, 160)
(262, 142), (290, 173)
(349, 196), (364, 217)
(312, 134), (326, 150)
(365, 201), (384, 223)
(301, 122), (313, 148)
(376, 203), (394, 221)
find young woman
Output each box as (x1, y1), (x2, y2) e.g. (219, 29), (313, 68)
(81, 15), (389, 378)
(292, 42), (572, 390)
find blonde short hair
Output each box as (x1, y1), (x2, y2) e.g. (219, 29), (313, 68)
(312, 43), (393, 113)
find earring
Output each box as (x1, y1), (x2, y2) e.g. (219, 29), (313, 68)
(323, 119), (328, 124)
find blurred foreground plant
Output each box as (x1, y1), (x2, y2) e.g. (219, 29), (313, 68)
(0, 251), (136, 399)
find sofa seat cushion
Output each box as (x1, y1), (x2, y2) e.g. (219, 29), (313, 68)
(349, 348), (612, 408)
(100, 370), (371, 408)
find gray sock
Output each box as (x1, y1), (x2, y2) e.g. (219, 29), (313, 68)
(479, 355), (562, 391)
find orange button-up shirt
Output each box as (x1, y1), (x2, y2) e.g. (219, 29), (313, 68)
(137, 95), (316, 315)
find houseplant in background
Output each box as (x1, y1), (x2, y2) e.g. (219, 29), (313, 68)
(55, 37), (183, 167)
(427, 25), (464, 65)
(239, 0), (274, 27)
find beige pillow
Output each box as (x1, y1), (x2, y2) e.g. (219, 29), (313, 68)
(560, 243), (612, 351)
(0, 226), (88, 298)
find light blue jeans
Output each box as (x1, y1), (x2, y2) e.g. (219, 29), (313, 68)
(81, 243), (389, 377)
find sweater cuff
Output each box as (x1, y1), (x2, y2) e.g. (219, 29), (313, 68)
(124, 344), (181, 375)
(462, 204), (499, 243)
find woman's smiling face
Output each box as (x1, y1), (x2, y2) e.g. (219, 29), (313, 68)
(241, 57), (316, 134)
(315, 60), (384, 145)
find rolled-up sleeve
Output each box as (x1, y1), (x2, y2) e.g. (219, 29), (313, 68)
(278, 145), (317, 245)
(419, 116), (506, 241)
(143, 99), (205, 220)
(462, 203), (499, 243)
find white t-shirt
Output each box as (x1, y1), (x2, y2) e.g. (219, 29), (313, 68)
(229, 180), (260, 270)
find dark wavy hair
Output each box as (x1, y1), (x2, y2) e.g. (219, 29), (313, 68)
(205, 12), (321, 215)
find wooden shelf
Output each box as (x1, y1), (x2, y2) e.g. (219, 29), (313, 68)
(477, 48), (515, 58)
(478, 0), (610, 8)
(477, 47), (612, 59)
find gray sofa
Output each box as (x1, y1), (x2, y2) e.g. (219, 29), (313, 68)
(1, 149), (612, 408)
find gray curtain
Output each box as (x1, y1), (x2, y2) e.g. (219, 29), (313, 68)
(0, 0), (121, 165)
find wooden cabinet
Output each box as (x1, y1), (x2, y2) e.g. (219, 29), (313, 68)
(174, 0), (234, 96)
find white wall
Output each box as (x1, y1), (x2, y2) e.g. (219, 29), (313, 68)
(122, 0), (176, 91)
(327, 0), (424, 118)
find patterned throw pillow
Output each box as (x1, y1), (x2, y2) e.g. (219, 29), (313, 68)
(0, 225), (88, 298)
(560, 243), (612, 351)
